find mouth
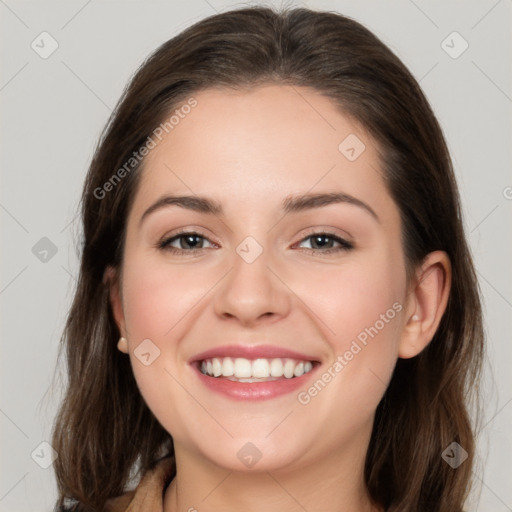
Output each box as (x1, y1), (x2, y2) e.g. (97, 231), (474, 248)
(189, 344), (321, 400)
(190, 348), (321, 400)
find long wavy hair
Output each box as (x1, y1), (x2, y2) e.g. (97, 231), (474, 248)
(50, 6), (484, 511)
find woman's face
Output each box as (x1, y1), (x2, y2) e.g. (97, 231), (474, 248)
(111, 84), (411, 473)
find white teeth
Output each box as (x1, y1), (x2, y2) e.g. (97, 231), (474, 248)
(199, 356), (315, 379)
(283, 360), (295, 379)
(252, 358), (270, 378)
(222, 357), (234, 376)
(270, 358), (283, 377)
(234, 358), (252, 378)
(212, 358), (222, 377)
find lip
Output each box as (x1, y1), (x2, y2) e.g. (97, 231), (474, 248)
(192, 362), (320, 400)
(190, 344), (319, 364)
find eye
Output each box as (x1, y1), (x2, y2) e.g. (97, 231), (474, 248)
(157, 230), (353, 255)
(296, 232), (354, 254)
(158, 231), (216, 253)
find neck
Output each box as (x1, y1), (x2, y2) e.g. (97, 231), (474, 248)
(163, 440), (382, 512)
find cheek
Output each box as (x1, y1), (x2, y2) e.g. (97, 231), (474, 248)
(121, 256), (212, 342)
(293, 254), (404, 348)
(292, 252), (405, 410)
(120, 257), (207, 412)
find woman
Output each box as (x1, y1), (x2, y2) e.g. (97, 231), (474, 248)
(51, 6), (484, 512)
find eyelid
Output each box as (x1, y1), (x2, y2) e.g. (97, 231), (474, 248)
(159, 226), (219, 244)
(296, 225), (354, 243)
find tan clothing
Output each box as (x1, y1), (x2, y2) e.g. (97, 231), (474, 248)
(105, 456), (175, 512)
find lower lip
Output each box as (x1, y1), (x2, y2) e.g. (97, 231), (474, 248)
(192, 363), (319, 400)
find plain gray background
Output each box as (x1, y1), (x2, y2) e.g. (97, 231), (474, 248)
(1, 0), (511, 510)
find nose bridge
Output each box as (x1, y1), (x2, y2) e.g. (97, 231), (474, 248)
(213, 234), (291, 325)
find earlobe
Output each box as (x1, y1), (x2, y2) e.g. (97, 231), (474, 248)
(103, 265), (127, 345)
(398, 251), (452, 359)
(117, 337), (129, 354)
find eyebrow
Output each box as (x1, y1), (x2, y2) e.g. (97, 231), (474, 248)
(283, 192), (379, 222)
(139, 191), (379, 226)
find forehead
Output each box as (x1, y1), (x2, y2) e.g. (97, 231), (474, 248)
(131, 84), (396, 224)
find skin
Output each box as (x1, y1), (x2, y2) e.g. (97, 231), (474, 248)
(108, 84), (451, 512)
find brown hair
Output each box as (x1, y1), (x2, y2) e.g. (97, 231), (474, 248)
(50, 6), (484, 511)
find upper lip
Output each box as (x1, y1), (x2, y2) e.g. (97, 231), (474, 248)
(190, 344), (319, 363)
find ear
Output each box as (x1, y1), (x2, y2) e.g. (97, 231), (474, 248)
(399, 251), (452, 359)
(103, 265), (129, 354)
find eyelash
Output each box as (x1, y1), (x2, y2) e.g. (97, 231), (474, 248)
(157, 230), (354, 256)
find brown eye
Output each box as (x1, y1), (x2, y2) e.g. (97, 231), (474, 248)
(297, 232), (353, 253)
(159, 232), (215, 252)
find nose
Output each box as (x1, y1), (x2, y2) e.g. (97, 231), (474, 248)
(213, 244), (291, 327)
